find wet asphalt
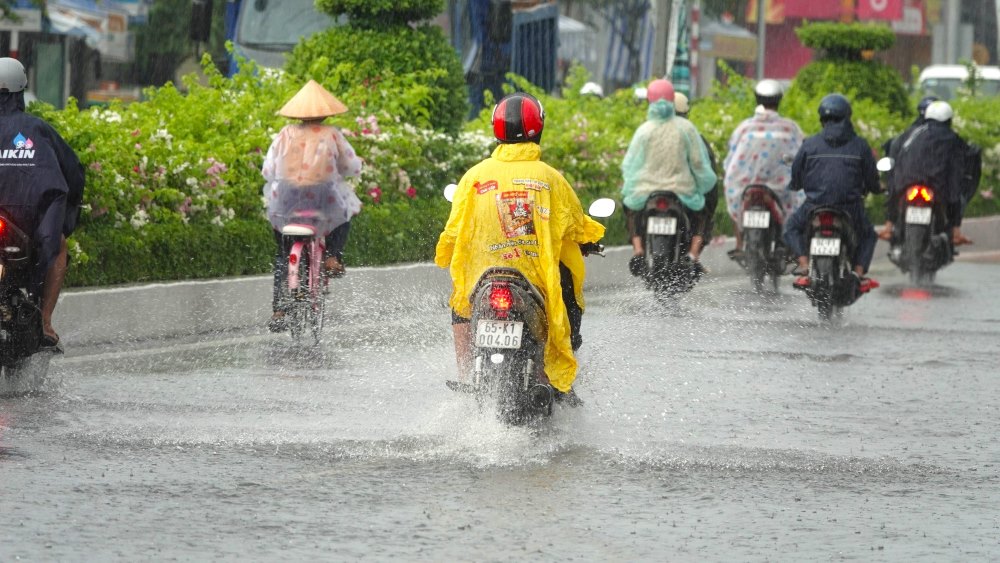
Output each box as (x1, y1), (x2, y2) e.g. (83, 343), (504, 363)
(1, 255), (998, 561)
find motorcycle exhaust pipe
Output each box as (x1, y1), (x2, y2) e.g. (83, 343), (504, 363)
(528, 384), (553, 410)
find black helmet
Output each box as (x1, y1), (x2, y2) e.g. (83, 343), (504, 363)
(917, 95), (939, 117)
(818, 93), (851, 122)
(754, 79), (783, 108)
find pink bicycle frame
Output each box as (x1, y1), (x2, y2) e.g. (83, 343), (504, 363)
(282, 219), (326, 305)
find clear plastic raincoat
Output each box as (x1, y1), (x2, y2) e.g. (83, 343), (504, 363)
(435, 143), (605, 393)
(723, 106), (805, 222)
(621, 100), (717, 211)
(262, 123), (362, 235)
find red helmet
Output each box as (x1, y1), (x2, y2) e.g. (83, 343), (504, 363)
(492, 93), (545, 143)
(647, 79), (675, 104)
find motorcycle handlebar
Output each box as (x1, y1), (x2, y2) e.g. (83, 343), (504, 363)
(581, 242), (605, 256)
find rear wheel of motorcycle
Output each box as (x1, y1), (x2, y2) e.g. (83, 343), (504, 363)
(744, 229), (767, 294)
(811, 257), (840, 322)
(903, 224), (930, 286)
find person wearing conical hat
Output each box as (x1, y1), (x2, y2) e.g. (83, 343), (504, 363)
(262, 80), (362, 331)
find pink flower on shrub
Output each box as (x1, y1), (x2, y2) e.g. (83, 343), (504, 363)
(206, 158), (227, 177)
(405, 186), (417, 199)
(134, 143), (142, 150)
(980, 189), (994, 200)
(131, 129), (141, 137)
(368, 185), (382, 204)
(89, 161), (102, 172)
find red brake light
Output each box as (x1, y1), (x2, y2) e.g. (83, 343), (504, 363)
(818, 212), (836, 227)
(289, 253), (298, 266)
(489, 284), (513, 317)
(0, 219), (4, 232)
(655, 197), (669, 211)
(746, 188), (770, 206)
(906, 185), (933, 203)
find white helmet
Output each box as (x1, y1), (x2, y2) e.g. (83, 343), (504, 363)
(924, 100), (954, 122)
(754, 78), (783, 107)
(579, 81), (604, 98)
(674, 92), (690, 115)
(0, 57), (27, 93)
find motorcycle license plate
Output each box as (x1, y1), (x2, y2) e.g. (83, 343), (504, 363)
(475, 320), (524, 349)
(810, 237), (841, 256)
(742, 210), (770, 229)
(905, 206), (932, 225)
(647, 216), (677, 235)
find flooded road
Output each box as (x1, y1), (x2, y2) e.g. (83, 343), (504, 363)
(2, 260), (999, 561)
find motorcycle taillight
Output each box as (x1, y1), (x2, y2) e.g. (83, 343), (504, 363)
(746, 188), (770, 206)
(489, 284), (513, 318)
(818, 212), (837, 228)
(289, 253), (298, 266)
(654, 197), (669, 211)
(906, 185), (934, 204)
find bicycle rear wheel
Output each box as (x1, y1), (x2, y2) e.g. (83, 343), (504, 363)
(309, 242), (326, 344)
(287, 244), (311, 341)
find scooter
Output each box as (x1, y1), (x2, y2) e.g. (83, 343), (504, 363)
(736, 184), (789, 293)
(877, 158), (953, 286)
(443, 184), (614, 425)
(802, 207), (861, 321)
(0, 209), (54, 390)
(635, 190), (700, 302)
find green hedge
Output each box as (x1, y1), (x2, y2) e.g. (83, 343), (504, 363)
(795, 21), (896, 57)
(285, 25), (468, 134)
(315, 0), (443, 25)
(66, 219), (274, 286)
(36, 53), (1000, 288)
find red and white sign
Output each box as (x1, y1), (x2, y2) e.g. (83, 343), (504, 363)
(857, 0), (904, 21)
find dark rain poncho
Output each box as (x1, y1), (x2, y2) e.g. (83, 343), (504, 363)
(0, 91), (84, 287)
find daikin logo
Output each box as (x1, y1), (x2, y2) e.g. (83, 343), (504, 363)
(2, 132), (34, 159)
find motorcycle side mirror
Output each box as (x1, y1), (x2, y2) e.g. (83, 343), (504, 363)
(443, 183), (458, 202)
(877, 157), (894, 172)
(588, 198), (616, 218)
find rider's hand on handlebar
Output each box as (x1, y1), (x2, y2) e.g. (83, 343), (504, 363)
(581, 242), (605, 256)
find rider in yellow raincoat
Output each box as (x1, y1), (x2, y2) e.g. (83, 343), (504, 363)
(435, 93), (605, 394)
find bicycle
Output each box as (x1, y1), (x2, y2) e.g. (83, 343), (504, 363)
(277, 211), (329, 344)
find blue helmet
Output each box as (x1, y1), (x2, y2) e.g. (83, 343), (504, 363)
(917, 95), (939, 117)
(818, 93), (851, 122)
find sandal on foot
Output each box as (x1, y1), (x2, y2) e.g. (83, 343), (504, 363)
(41, 333), (60, 348)
(324, 257), (346, 278)
(858, 277), (880, 293)
(268, 312), (287, 333)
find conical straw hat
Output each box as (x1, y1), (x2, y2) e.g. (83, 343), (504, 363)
(277, 80), (348, 120)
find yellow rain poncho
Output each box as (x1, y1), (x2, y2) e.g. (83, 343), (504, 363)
(435, 143), (605, 392)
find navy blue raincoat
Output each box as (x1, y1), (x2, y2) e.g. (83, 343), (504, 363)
(783, 119), (879, 273)
(0, 91), (84, 288)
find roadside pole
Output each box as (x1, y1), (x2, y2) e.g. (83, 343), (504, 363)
(755, 0), (765, 80)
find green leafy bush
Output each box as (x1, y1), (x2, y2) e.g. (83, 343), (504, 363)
(32, 54), (488, 287)
(790, 22), (909, 117)
(788, 60), (911, 118)
(795, 21), (895, 58)
(286, 9), (467, 133)
(315, 0), (442, 26)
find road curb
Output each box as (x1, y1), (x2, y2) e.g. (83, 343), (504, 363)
(57, 216), (1000, 347)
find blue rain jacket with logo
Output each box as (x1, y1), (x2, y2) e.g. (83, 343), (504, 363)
(0, 92), (84, 287)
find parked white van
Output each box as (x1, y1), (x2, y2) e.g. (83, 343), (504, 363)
(918, 64), (1000, 100)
